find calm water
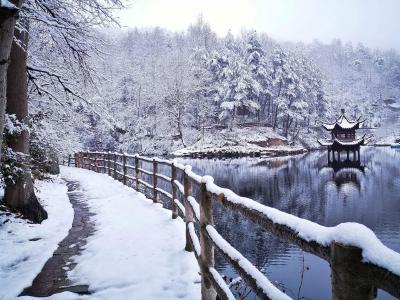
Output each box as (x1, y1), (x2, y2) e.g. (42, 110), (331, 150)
(177, 147), (400, 300)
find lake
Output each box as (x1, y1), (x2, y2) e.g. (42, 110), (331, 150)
(177, 147), (400, 300)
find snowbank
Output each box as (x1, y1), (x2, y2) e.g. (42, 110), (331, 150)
(173, 127), (306, 158)
(60, 166), (201, 300)
(0, 177), (73, 299)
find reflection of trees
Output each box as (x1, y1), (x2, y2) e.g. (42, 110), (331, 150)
(179, 153), (331, 272)
(178, 148), (400, 298)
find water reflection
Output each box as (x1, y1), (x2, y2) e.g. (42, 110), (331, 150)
(321, 160), (365, 191)
(178, 147), (400, 300)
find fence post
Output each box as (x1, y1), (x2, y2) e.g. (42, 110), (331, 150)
(80, 152), (84, 169)
(200, 182), (217, 300)
(74, 153), (79, 167)
(123, 154), (127, 185)
(102, 152), (107, 173)
(94, 154), (98, 173)
(86, 151), (89, 170)
(89, 152), (93, 171)
(330, 242), (376, 300)
(152, 158), (158, 203)
(184, 172), (194, 252)
(171, 163), (178, 219)
(113, 153), (117, 179)
(67, 154), (71, 166)
(135, 155), (140, 191)
(107, 152), (112, 176)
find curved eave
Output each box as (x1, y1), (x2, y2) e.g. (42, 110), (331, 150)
(332, 137), (366, 147)
(318, 136), (367, 147)
(322, 116), (365, 131)
(322, 124), (335, 131)
(322, 122), (363, 131)
(318, 139), (333, 146)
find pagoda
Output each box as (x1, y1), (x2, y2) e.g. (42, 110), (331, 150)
(318, 109), (366, 163)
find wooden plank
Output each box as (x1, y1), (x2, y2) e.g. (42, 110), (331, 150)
(206, 225), (288, 300)
(155, 187), (172, 199)
(137, 168), (153, 176)
(211, 193), (330, 261)
(207, 267), (236, 300)
(155, 173), (171, 182)
(154, 158), (172, 166)
(173, 180), (184, 195)
(125, 175), (136, 181)
(137, 155), (153, 163)
(138, 179), (153, 190)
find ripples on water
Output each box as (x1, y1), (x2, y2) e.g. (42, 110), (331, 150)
(178, 147), (400, 300)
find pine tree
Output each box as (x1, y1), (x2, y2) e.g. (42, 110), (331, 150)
(218, 50), (260, 127)
(245, 32), (272, 122)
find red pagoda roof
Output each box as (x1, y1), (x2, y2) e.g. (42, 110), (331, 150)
(322, 114), (364, 131)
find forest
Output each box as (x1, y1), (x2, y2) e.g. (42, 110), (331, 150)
(30, 17), (400, 157)
(1, 1), (400, 219)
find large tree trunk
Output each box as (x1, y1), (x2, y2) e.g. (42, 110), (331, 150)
(4, 22), (48, 223)
(0, 0), (21, 162)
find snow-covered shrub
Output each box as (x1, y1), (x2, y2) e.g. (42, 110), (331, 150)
(1, 114), (30, 184)
(29, 130), (60, 176)
(1, 147), (25, 185)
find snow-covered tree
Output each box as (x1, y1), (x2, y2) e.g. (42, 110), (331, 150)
(245, 32), (272, 121)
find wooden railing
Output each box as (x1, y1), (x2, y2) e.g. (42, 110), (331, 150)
(63, 152), (400, 300)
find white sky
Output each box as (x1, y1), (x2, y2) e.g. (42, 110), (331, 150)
(115, 0), (400, 51)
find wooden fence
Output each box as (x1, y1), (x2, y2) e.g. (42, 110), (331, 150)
(63, 152), (400, 300)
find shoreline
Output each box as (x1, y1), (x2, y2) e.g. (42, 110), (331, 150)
(170, 145), (393, 160)
(171, 147), (309, 159)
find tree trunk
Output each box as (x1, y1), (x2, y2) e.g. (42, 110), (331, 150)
(4, 22), (48, 223)
(272, 105), (278, 131)
(0, 0), (21, 163)
(177, 110), (186, 147)
(284, 114), (291, 137)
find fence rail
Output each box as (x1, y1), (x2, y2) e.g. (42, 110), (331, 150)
(62, 152), (400, 300)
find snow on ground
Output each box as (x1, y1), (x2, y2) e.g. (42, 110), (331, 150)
(0, 177), (73, 299)
(57, 166), (200, 300)
(173, 126), (305, 157)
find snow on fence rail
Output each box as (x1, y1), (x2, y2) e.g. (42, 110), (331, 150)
(62, 152), (400, 300)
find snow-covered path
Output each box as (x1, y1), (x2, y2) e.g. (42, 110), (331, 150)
(53, 166), (200, 300)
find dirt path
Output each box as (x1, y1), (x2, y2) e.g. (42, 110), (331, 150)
(20, 180), (95, 297)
